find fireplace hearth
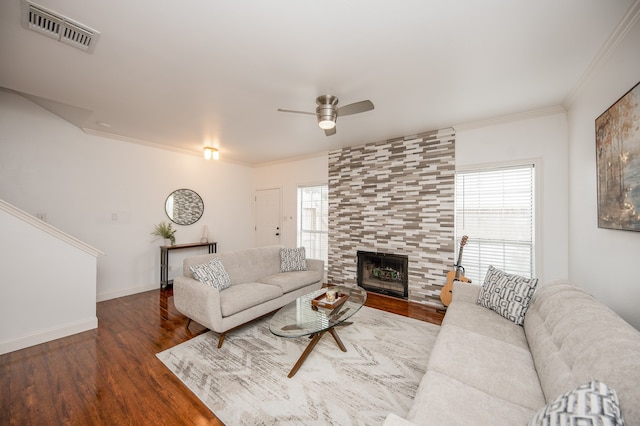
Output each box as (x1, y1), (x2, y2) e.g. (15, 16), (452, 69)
(357, 251), (408, 299)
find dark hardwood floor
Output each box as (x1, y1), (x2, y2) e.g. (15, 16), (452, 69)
(0, 288), (443, 425)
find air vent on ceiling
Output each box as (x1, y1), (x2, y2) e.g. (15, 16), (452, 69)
(21, 0), (100, 53)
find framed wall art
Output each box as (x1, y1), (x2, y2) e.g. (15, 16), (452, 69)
(595, 81), (640, 231)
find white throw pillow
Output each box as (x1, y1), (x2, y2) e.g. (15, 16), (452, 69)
(476, 265), (538, 325)
(190, 258), (231, 289)
(528, 380), (624, 426)
(280, 247), (307, 272)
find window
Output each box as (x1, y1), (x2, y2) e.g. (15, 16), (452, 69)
(455, 164), (535, 284)
(297, 184), (328, 267)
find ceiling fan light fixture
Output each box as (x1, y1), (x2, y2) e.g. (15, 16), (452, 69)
(318, 117), (336, 130)
(316, 102), (337, 130)
(278, 94), (372, 136)
(203, 146), (219, 160)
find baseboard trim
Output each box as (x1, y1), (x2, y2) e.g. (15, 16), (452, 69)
(0, 317), (98, 355)
(96, 283), (159, 302)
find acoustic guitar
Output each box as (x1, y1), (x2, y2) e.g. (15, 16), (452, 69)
(440, 235), (471, 307)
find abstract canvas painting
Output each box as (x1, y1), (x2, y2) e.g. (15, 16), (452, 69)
(596, 81), (640, 231)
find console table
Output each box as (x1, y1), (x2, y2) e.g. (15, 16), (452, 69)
(160, 242), (217, 288)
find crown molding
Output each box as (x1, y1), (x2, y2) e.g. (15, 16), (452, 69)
(83, 127), (194, 155)
(453, 106), (566, 131)
(82, 128), (252, 167)
(252, 150), (329, 168)
(564, 0), (640, 108)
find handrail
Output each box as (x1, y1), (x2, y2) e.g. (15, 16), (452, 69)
(0, 199), (104, 257)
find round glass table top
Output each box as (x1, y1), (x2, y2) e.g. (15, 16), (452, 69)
(269, 285), (367, 338)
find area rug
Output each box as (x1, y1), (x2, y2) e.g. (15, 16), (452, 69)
(157, 306), (440, 425)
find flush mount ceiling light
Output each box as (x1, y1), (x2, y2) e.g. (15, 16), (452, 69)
(203, 147), (219, 160)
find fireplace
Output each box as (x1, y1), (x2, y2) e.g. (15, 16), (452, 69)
(357, 251), (408, 299)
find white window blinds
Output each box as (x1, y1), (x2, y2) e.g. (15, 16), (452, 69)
(455, 164), (535, 284)
(297, 185), (329, 267)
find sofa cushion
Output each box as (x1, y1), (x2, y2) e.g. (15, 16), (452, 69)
(407, 370), (536, 425)
(528, 380), (624, 426)
(427, 324), (546, 411)
(280, 247), (307, 272)
(477, 265), (538, 325)
(217, 246), (283, 285)
(442, 297), (530, 349)
(524, 280), (640, 424)
(189, 258), (231, 289)
(219, 282), (283, 317)
(259, 270), (321, 293)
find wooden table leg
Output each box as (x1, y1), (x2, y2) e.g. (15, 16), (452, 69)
(328, 327), (347, 352)
(287, 325), (352, 378)
(288, 331), (326, 378)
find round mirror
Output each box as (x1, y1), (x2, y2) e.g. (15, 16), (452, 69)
(165, 189), (204, 226)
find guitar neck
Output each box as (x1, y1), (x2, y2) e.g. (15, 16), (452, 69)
(454, 248), (465, 279)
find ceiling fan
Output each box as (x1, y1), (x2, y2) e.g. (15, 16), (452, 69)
(278, 95), (374, 136)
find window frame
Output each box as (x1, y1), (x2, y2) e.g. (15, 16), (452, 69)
(297, 183), (329, 269)
(454, 159), (542, 284)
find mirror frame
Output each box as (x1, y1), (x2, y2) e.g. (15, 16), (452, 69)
(165, 188), (204, 226)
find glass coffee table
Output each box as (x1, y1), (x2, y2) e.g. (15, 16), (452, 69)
(269, 285), (367, 378)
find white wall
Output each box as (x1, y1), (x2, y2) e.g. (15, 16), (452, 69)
(253, 154), (329, 248)
(455, 109), (570, 284)
(0, 206), (99, 354)
(566, 14), (640, 329)
(0, 89), (255, 301)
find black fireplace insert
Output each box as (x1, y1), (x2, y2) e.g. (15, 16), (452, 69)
(357, 251), (408, 299)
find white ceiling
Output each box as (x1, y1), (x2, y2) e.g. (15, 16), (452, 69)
(0, 0), (636, 165)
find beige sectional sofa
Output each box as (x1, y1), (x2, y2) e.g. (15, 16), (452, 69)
(384, 279), (640, 425)
(173, 245), (324, 347)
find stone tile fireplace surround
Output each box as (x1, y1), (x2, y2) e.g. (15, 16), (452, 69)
(328, 128), (455, 307)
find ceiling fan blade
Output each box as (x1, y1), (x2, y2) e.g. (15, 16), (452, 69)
(277, 108), (315, 116)
(337, 100), (374, 117)
(324, 127), (336, 136)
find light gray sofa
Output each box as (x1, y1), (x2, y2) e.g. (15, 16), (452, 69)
(173, 245), (324, 347)
(384, 279), (640, 425)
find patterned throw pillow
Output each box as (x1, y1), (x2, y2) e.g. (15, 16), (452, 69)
(190, 258), (231, 289)
(280, 247), (307, 272)
(476, 265), (538, 326)
(528, 380), (625, 426)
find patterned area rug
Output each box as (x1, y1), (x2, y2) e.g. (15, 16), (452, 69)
(157, 306), (440, 425)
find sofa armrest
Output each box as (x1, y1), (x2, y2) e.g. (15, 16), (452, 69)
(306, 258), (324, 272)
(306, 258), (325, 282)
(452, 280), (481, 304)
(173, 276), (224, 331)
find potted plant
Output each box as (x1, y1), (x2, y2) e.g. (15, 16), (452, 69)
(152, 221), (176, 246)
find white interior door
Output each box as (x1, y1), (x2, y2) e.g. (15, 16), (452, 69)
(255, 188), (282, 247)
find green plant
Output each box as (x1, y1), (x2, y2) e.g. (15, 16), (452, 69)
(152, 221), (176, 245)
